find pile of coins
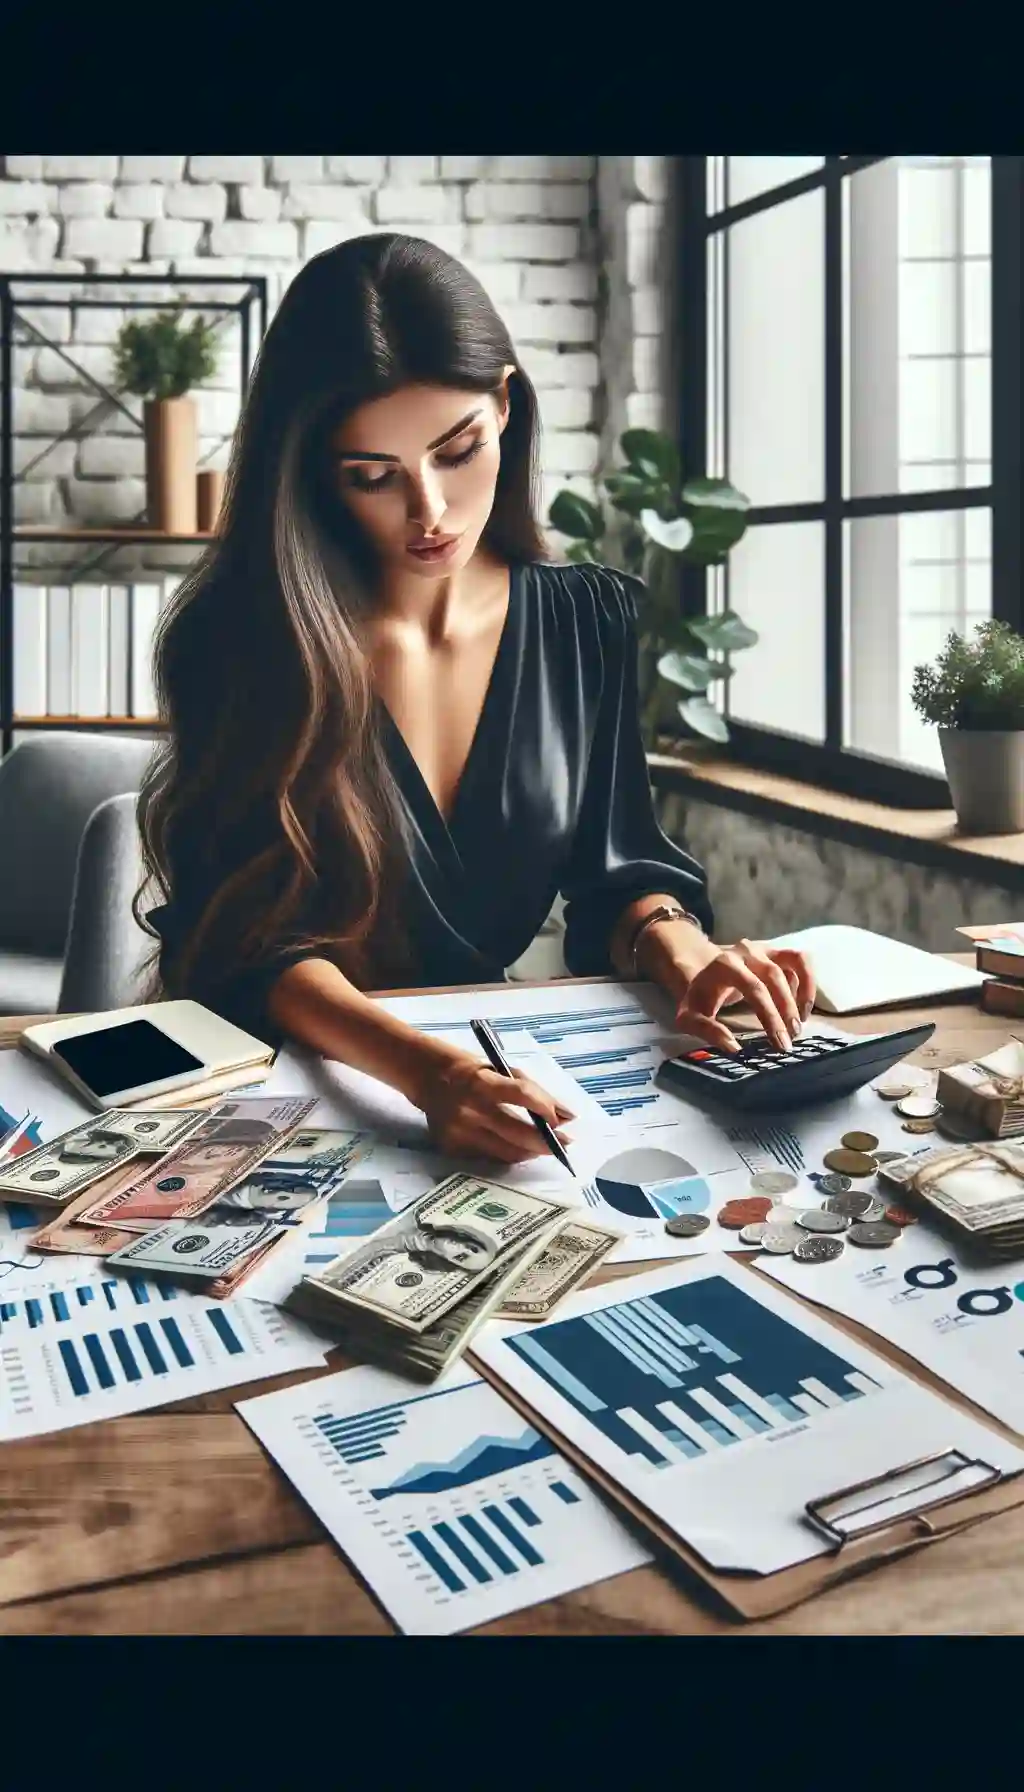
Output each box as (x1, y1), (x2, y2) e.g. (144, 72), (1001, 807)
(871, 1063), (987, 1143)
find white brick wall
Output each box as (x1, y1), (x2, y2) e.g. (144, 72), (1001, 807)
(0, 151), (668, 542)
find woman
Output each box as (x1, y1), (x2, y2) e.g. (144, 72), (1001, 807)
(139, 233), (814, 1168)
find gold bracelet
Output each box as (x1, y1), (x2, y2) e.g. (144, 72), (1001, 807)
(628, 904), (704, 977)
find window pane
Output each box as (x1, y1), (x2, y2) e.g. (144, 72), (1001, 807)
(844, 157), (992, 497)
(844, 507), (992, 771)
(726, 521), (825, 739)
(726, 189), (825, 506)
(726, 156), (824, 207)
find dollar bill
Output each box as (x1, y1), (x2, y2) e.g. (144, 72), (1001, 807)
(496, 1218), (621, 1320)
(31, 1161), (145, 1255)
(0, 1107), (212, 1206)
(287, 1228), (559, 1381)
(76, 1096), (318, 1230)
(105, 1216), (284, 1280)
(297, 1175), (572, 1336)
(219, 1129), (373, 1215)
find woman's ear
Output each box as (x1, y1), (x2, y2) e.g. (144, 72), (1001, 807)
(496, 362), (516, 434)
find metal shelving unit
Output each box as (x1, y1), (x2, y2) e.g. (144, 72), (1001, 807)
(0, 271), (268, 754)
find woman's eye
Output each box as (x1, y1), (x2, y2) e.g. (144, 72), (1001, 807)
(348, 468), (398, 494)
(346, 438), (484, 495)
(438, 439), (484, 469)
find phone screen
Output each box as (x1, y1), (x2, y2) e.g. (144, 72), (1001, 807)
(52, 1019), (205, 1098)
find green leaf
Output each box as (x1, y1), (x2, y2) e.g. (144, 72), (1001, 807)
(548, 490), (604, 540)
(678, 696), (730, 742)
(621, 428), (680, 488)
(640, 508), (694, 553)
(688, 609), (759, 652)
(680, 476), (750, 513)
(658, 651), (715, 693)
(604, 471), (660, 517)
(681, 509), (750, 561)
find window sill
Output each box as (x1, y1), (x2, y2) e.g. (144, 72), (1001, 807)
(647, 750), (1024, 890)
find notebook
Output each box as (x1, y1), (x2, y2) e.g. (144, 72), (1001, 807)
(765, 924), (986, 1014)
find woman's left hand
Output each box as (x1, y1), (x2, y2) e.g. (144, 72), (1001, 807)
(654, 934), (817, 1054)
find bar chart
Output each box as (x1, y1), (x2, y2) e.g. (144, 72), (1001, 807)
(237, 1363), (650, 1634)
(0, 1274), (326, 1439)
(302, 1176), (393, 1265)
(506, 1271), (882, 1472)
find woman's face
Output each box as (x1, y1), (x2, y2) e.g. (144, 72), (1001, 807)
(329, 378), (512, 579)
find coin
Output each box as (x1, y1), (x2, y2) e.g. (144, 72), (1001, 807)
(749, 1170), (798, 1195)
(823, 1148), (877, 1177)
(793, 1235), (845, 1263)
(818, 1172), (853, 1197)
(902, 1118), (937, 1134)
(664, 1213), (711, 1238)
(738, 1222), (768, 1246)
(871, 1150), (905, 1165)
(872, 1080), (916, 1101)
(841, 1130), (879, 1153)
(872, 1066), (931, 1097)
(824, 1189), (877, 1218)
(884, 1205), (918, 1227)
(797, 1209), (849, 1233)
(760, 1222), (804, 1254)
(766, 1202), (803, 1224)
(859, 1197), (888, 1223)
(895, 1094), (943, 1119)
(847, 1220), (902, 1247)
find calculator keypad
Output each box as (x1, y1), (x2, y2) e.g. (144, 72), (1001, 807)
(678, 1033), (849, 1081)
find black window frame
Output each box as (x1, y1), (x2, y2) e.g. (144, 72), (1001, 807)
(672, 154), (1022, 809)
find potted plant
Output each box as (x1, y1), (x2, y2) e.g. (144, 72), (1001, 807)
(113, 307), (219, 535)
(548, 429), (752, 749)
(911, 620), (1024, 834)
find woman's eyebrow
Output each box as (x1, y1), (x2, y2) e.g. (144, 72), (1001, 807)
(334, 408), (483, 462)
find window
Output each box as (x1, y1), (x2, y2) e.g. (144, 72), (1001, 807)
(675, 156), (1021, 806)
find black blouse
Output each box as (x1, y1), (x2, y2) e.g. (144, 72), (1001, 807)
(147, 559), (713, 1042)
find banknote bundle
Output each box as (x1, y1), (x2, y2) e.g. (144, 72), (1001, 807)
(286, 1174), (572, 1379)
(100, 1126), (374, 1295)
(0, 1108), (211, 1206)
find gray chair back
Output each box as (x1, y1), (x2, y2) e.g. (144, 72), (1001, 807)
(59, 792), (158, 1013)
(0, 733), (155, 956)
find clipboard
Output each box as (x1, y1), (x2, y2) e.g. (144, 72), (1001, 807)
(469, 1271), (1024, 1623)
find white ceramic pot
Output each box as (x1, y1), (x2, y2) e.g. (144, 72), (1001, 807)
(938, 728), (1024, 834)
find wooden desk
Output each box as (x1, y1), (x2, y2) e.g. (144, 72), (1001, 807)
(2, 974), (1022, 1636)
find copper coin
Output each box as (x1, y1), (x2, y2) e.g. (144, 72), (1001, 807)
(885, 1205), (918, 1227)
(823, 1148), (877, 1177)
(841, 1130), (879, 1153)
(902, 1118), (937, 1134)
(717, 1205), (770, 1230)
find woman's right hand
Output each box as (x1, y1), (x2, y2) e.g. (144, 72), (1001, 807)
(414, 1049), (576, 1164)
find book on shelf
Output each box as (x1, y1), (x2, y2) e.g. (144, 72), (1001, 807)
(107, 583), (130, 716)
(12, 583), (47, 716)
(69, 583), (109, 718)
(130, 582), (162, 718)
(46, 584), (71, 714)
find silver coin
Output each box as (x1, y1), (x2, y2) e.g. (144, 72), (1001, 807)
(738, 1222), (768, 1246)
(766, 1200), (802, 1223)
(847, 1220), (902, 1247)
(870, 1150), (905, 1165)
(749, 1170), (799, 1195)
(824, 1189), (876, 1219)
(760, 1222), (804, 1254)
(664, 1213), (711, 1238)
(798, 1208), (850, 1233)
(818, 1173), (853, 1197)
(793, 1234), (845, 1263)
(859, 1197), (888, 1223)
(895, 1094), (942, 1119)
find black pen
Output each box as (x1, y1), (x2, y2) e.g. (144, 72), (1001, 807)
(469, 1017), (577, 1178)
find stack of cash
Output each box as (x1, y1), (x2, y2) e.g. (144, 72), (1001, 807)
(286, 1174), (574, 1379)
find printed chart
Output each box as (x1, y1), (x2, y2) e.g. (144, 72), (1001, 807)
(473, 1255), (1024, 1574)
(0, 1270), (326, 1439)
(763, 1217), (1024, 1435)
(237, 1361), (649, 1634)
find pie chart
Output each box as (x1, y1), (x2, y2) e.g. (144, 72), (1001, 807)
(594, 1146), (711, 1221)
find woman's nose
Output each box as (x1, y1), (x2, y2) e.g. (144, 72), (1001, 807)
(408, 468), (447, 530)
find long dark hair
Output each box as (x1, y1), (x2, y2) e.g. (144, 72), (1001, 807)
(136, 233), (549, 999)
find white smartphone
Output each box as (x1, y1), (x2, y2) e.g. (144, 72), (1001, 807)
(49, 1017), (211, 1110)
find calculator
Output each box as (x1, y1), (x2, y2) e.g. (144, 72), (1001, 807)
(658, 1022), (936, 1112)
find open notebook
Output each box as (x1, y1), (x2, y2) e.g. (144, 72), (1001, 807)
(765, 924), (986, 1014)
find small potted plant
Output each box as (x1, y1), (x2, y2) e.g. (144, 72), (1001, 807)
(113, 306), (220, 535)
(911, 620), (1024, 834)
(549, 429), (752, 749)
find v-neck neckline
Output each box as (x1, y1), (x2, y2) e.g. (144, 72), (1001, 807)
(377, 562), (521, 842)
